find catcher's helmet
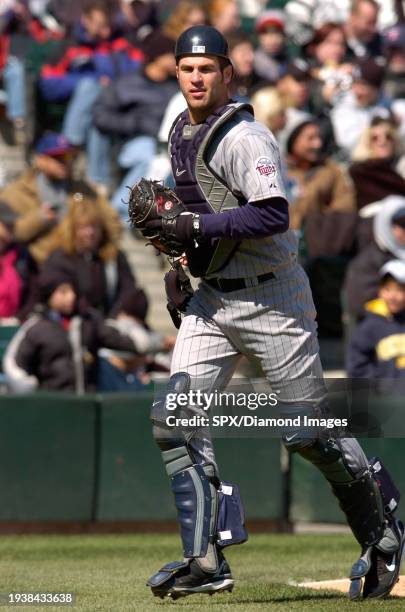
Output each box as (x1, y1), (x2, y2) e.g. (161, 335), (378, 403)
(175, 25), (230, 63)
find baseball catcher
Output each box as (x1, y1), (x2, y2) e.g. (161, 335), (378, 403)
(127, 25), (404, 602)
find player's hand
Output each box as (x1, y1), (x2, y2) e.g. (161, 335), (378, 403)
(144, 213), (196, 246)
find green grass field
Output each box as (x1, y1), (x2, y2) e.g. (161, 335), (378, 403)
(0, 533), (403, 611)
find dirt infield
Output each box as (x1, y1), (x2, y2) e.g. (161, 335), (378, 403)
(298, 576), (405, 597)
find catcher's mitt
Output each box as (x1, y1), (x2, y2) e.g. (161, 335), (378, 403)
(128, 178), (186, 257)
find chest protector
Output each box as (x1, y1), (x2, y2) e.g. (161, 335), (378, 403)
(169, 101), (254, 277)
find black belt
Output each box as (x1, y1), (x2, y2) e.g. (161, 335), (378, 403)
(205, 271), (275, 293)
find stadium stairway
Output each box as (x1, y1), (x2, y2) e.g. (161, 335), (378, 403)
(120, 229), (174, 335)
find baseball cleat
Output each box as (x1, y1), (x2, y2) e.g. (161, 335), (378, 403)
(363, 519), (405, 599)
(349, 519), (405, 600)
(147, 553), (234, 600)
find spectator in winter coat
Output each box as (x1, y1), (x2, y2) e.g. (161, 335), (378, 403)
(0, 200), (37, 321)
(42, 192), (142, 317)
(91, 29), (178, 215)
(39, 0), (143, 187)
(3, 268), (168, 393)
(286, 116), (357, 258)
(0, 132), (120, 264)
(349, 116), (405, 248)
(347, 259), (405, 395)
(344, 196), (405, 320)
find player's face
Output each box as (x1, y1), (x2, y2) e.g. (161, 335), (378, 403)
(379, 279), (405, 315)
(177, 56), (233, 122)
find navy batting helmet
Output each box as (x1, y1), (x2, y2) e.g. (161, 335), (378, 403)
(175, 25), (230, 62)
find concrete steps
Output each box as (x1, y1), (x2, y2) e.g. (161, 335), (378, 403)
(120, 230), (174, 335)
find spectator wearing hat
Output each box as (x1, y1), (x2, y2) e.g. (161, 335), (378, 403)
(331, 57), (390, 159)
(382, 23), (405, 100)
(345, 196), (405, 320)
(39, 0), (144, 187)
(0, 132), (120, 264)
(91, 29), (178, 216)
(3, 268), (170, 393)
(253, 10), (288, 84)
(346, 259), (405, 395)
(0, 200), (37, 321)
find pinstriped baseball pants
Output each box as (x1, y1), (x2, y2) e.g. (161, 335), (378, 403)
(165, 263), (326, 468)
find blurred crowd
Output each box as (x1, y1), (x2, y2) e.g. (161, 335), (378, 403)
(0, 0), (404, 393)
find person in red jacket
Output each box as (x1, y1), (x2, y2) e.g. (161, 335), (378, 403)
(39, 0), (143, 187)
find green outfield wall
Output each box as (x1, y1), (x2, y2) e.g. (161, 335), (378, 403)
(0, 393), (403, 524)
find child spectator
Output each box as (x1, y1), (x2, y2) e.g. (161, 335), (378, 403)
(253, 10), (288, 84)
(0, 200), (37, 320)
(0, 132), (120, 264)
(347, 259), (405, 395)
(97, 287), (174, 392)
(3, 268), (168, 393)
(43, 192), (140, 317)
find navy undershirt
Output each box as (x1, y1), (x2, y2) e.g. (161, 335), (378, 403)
(200, 197), (289, 241)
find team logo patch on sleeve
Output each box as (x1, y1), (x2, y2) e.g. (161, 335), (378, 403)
(255, 156), (277, 178)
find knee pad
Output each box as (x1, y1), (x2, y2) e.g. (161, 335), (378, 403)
(151, 372), (191, 448)
(151, 372), (191, 424)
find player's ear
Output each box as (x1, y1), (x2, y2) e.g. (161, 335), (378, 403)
(223, 63), (233, 86)
(176, 64), (179, 80)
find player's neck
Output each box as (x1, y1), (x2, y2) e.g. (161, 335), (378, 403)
(188, 95), (231, 124)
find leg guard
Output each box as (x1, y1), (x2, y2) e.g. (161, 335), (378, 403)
(151, 372), (247, 573)
(164, 445), (218, 561)
(284, 433), (385, 547)
(349, 457), (404, 601)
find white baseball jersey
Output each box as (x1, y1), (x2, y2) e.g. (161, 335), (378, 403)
(205, 110), (299, 279)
